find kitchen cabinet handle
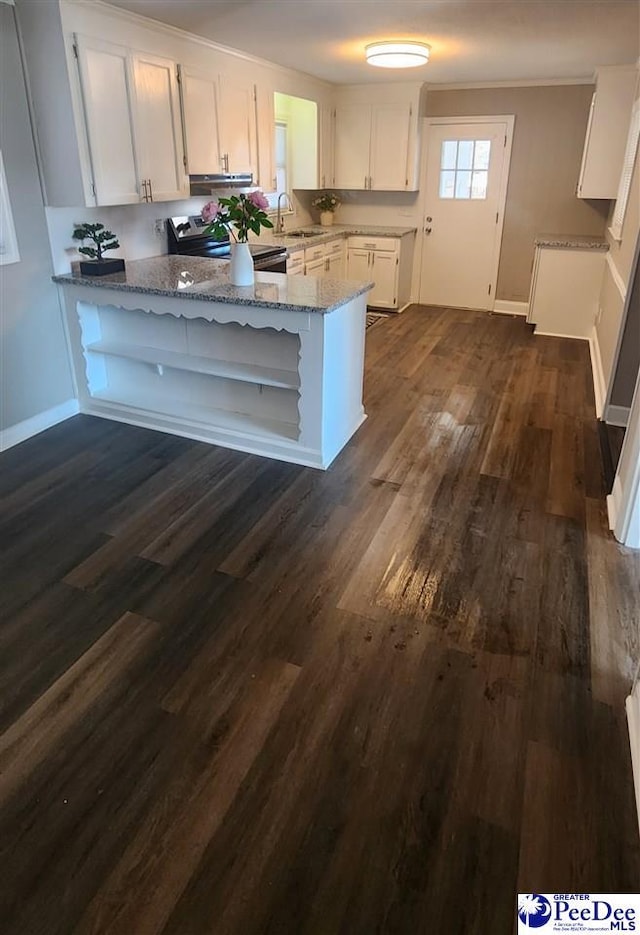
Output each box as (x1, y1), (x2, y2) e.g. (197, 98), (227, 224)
(364, 175), (368, 190)
(141, 179), (149, 202)
(369, 176), (373, 190)
(148, 179), (154, 202)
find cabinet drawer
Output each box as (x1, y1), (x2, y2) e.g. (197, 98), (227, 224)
(287, 251), (305, 273)
(325, 238), (345, 256)
(305, 244), (328, 262)
(347, 235), (399, 254)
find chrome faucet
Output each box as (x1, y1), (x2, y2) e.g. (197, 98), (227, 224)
(276, 192), (293, 234)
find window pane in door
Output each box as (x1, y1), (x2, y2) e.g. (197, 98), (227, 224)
(441, 140), (457, 170)
(455, 170), (471, 199)
(474, 140), (491, 170)
(457, 140), (474, 170)
(471, 170), (488, 199)
(439, 170), (455, 198)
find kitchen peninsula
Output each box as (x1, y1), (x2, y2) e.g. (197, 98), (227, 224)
(54, 256), (373, 469)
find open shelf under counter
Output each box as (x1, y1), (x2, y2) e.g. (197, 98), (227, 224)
(85, 340), (300, 390)
(90, 387), (300, 443)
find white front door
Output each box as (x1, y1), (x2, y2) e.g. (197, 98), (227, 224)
(418, 118), (513, 310)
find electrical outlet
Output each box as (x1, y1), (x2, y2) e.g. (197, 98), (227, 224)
(154, 219), (166, 236)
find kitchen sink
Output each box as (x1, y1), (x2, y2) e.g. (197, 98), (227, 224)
(283, 230), (320, 238)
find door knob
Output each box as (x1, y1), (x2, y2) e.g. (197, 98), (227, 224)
(425, 227), (432, 235)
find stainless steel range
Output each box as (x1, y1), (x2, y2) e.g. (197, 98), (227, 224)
(167, 216), (288, 273)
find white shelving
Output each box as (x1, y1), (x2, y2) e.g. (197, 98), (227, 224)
(91, 387), (299, 441)
(57, 280), (369, 469)
(85, 340), (299, 389)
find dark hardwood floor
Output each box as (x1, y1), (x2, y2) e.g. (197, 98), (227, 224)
(1, 305), (639, 934)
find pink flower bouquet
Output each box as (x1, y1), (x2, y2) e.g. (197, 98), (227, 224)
(201, 191), (273, 243)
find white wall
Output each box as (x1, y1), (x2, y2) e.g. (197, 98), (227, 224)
(0, 3), (75, 437)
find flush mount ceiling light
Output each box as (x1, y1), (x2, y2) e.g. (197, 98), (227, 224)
(365, 41), (430, 69)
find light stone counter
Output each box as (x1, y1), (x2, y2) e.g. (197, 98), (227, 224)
(534, 234), (609, 250)
(266, 224), (417, 251)
(53, 255), (373, 315)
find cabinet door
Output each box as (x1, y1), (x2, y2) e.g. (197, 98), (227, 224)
(347, 248), (371, 283)
(369, 251), (398, 308)
(305, 256), (326, 277)
(130, 52), (187, 202)
(326, 252), (344, 279)
(370, 104), (412, 191)
(334, 104), (371, 189)
(218, 75), (257, 177)
(181, 69), (221, 175)
(75, 35), (141, 205)
(255, 84), (275, 191)
(319, 104), (335, 188)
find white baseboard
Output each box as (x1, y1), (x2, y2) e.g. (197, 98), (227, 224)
(605, 404), (630, 428)
(493, 300), (529, 317)
(589, 326), (607, 419)
(607, 476), (622, 532)
(0, 398), (79, 452)
(626, 686), (640, 837)
(534, 329), (589, 341)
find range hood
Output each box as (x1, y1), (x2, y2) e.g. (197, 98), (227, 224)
(189, 173), (254, 195)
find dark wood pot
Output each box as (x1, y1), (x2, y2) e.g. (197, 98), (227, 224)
(79, 258), (125, 277)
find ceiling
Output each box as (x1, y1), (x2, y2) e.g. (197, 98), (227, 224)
(103, 0), (639, 86)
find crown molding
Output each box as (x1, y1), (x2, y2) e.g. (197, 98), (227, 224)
(426, 77), (595, 91)
(69, 0), (334, 89)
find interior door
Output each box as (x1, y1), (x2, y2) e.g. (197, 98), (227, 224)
(418, 120), (512, 310)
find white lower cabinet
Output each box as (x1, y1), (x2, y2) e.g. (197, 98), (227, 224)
(527, 244), (607, 338)
(347, 237), (399, 309)
(304, 237), (345, 278)
(286, 250), (305, 276)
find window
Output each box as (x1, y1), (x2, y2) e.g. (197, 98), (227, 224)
(610, 98), (640, 242)
(0, 151), (20, 266)
(264, 121), (291, 212)
(439, 139), (491, 200)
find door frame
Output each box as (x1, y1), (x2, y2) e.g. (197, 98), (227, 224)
(417, 115), (515, 310)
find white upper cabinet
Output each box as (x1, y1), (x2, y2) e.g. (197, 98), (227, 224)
(180, 68), (221, 175)
(217, 75), (258, 178)
(75, 36), (139, 205)
(130, 51), (187, 202)
(75, 36), (187, 204)
(577, 65), (638, 199)
(370, 104), (413, 191)
(334, 104), (372, 189)
(319, 103), (335, 189)
(333, 84), (423, 191)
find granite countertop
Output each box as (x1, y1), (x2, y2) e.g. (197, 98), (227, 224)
(52, 255), (373, 315)
(534, 234), (609, 250)
(265, 224), (417, 250)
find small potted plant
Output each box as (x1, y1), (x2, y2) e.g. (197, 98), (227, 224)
(311, 192), (341, 227)
(72, 222), (125, 276)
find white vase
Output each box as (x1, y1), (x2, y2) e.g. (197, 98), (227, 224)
(320, 211), (334, 227)
(229, 241), (254, 286)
